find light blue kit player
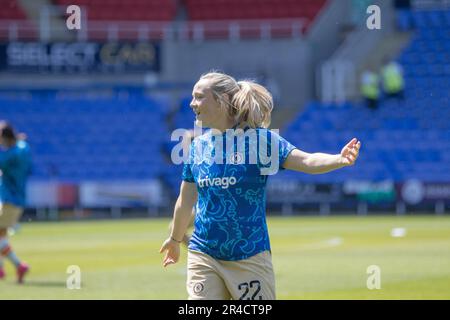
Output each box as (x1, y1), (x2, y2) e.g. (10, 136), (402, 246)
(160, 72), (361, 300)
(0, 122), (32, 283)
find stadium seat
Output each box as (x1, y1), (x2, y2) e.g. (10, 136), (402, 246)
(0, 0), (27, 20)
(0, 90), (172, 182)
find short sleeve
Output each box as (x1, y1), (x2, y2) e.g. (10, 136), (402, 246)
(181, 141), (195, 183)
(257, 129), (296, 175)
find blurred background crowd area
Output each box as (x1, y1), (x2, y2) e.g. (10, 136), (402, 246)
(0, 0), (449, 219)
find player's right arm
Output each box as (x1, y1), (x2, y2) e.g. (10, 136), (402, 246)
(159, 181), (197, 267)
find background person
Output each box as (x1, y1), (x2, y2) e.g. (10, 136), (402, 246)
(0, 121), (32, 284)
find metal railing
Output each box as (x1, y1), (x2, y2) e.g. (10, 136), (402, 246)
(0, 20), (39, 41)
(0, 18), (307, 42)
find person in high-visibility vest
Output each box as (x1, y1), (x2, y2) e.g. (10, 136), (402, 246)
(361, 70), (380, 110)
(381, 59), (405, 99)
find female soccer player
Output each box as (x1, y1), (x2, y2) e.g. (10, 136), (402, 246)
(0, 121), (32, 283)
(160, 72), (361, 300)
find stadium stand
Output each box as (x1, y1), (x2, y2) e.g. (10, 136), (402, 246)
(5, 0), (327, 24)
(279, 9), (450, 184)
(0, 89), (171, 182)
(0, 0), (327, 41)
(0, 0), (27, 20)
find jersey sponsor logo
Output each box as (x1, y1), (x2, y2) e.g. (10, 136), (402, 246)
(198, 176), (237, 189)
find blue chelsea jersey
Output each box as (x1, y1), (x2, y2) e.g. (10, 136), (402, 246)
(182, 127), (296, 261)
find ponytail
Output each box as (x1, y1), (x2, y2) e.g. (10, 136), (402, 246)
(199, 72), (274, 129)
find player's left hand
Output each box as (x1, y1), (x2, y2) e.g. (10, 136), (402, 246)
(340, 138), (361, 166)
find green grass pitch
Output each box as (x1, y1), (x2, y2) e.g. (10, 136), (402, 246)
(1, 215), (449, 299)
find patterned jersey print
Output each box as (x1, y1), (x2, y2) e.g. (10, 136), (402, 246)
(182, 127), (296, 261)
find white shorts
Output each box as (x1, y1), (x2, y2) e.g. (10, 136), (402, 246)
(0, 203), (23, 228)
(187, 250), (276, 300)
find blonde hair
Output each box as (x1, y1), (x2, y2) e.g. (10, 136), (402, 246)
(199, 72), (273, 128)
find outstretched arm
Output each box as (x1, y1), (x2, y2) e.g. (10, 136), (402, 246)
(282, 138), (361, 174)
(159, 181), (198, 267)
